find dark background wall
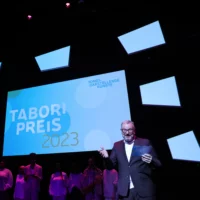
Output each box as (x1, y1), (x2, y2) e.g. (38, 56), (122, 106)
(0, 1), (199, 200)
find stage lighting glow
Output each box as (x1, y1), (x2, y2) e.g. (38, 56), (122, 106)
(0, 62), (2, 68)
(35, 46), (70, 71)
(167, 131), (200, 162)
(118, 21), (166, 54)
(139, 76), (181, 106)
(66, 2), (70, 8)
(27, 15), (32, 20)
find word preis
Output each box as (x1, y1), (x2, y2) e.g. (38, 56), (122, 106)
(42, 132), (79, 148)
(9, 103), (66, 135)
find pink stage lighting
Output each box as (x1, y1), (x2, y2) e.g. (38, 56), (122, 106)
(27, 15), (32, 20)
(66, 2), (70, 8)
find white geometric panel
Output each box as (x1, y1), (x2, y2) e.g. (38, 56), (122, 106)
(118, 21), (166, 54)
(140, 76), (181, 106)
(167, 131), (200, 162)
(35, 46), (70, 72)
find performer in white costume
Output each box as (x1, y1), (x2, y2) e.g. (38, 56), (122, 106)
(103, 161), (118, 200)
(24, 153), (42, 200)
(0, 160), (13, 200)
(14, 166), (26, 200)
(49, 163), (68, 200)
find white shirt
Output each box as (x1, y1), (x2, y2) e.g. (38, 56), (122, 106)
(124, 142), (134, 189)
(68, 173), (84, 193)
(0, 168), (13, 191)
(25, 164), (42, 192)
(49, 172), (68, 197)
(31, 169), (35, 175)
(14, 174), (26, 199)
(103, 169), (118, 199)
(83, 167), (103, 199)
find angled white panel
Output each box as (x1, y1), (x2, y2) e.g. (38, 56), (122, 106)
(118, 21), (166, 54)
(140, 76), (181, 106)
(167, 131), (200, 162)
(35, 46), (70, 71)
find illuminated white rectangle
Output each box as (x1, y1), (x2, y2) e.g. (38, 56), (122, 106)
(140, 77), (181, 106)
(167, 131), (200, 162)
(3, 70), (131, 156)
(118, 21), (166, 54)
(35, 46), (70, 71)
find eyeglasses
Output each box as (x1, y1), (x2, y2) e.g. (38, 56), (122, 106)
(121, 129), (134, 133)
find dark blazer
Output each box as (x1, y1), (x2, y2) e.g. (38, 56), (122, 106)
(105, 137), (161, 198)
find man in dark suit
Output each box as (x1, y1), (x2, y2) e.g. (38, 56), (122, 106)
(99, 120), (161, 200)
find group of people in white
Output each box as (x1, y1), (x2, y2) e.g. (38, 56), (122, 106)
(1, 120), (161, 200)
(0, 153), (118, 200)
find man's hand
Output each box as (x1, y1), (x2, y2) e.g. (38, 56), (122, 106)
(94, 175), (102, 185)
(31, 174), (41, 180)
(98, 147), (109, 158)
(141, 153), (152, 164)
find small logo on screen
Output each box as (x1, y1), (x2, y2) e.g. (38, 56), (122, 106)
(88, 78), (119, 88)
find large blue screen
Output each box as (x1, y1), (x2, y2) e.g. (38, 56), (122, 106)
(3, 70), (131, 156)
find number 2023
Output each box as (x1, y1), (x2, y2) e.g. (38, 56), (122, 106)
(42, 132), (79, 148)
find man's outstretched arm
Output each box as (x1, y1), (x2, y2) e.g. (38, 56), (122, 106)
(99, 146), (117, 168)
